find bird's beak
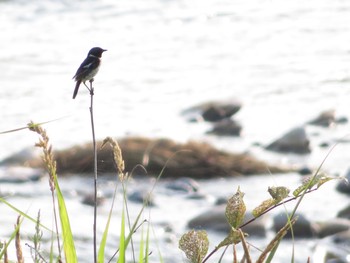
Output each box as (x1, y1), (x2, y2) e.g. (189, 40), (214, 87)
(103, 49), (107, 52)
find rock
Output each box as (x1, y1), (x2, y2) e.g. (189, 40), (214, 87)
(0, 147), (41, 166)
(335, 116), (348, 124)
(332, 229), (350, 244)
(266, 127), (311, 154)
(307, 110), (348, 127)
(337, 205), (350, 219)
(308, 110), (336, 127)
(206, 119), (242, 136)
(313, 218), (350, 238)
(202, 105), (238, 122)
(186, 192), (208, 200)
(319, 142), (330, 148)
(81, 192), (105, 206)
(188, 205), (267, 237)
(165, 177), (200, 193)
(128, 190), (155, 206)
(182, 99), (242, 122)
(215, 197), (228, 205)
(26, 137), (292, 178)
(272, 212), (314, 238)
(313, 230), (350, 263)
(336, 169), (350, 195)
(0, 166), (43, 183)
(298, 167), (313, 176)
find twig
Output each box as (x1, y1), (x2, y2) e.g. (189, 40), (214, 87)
(15, 216), (24, 263)
(239, 229), (252, 263)
(88, 79), (98, 263)
(239, 188), (317, 229)
(26, 243), (48, 263)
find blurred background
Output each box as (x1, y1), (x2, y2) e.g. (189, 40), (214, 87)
(1, 0), (350, 262)
(1, 0), (350, 166)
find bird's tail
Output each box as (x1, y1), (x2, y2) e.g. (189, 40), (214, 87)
(73, 80), (81, 99)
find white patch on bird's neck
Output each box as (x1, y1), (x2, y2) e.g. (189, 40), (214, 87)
(89, 54), (99, 58)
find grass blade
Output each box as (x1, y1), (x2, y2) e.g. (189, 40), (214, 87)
(0, 197), (51, 232)
(54, 175), (77, 263)
(144, 221), (150, 263)
(118, 203), (126, 263)
(98, 184), (118, 263)
(138, 226), (145, 263)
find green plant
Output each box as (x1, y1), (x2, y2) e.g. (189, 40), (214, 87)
(28, 121), (77, 263)
(179, 172), (338, 263)
(28, 210), (45, 263)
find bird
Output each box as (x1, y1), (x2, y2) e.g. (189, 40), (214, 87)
(72, 47), (107, 99)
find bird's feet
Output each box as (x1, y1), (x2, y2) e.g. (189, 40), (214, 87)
(83, 79), (95, 95)
(89, 79), (94, 95)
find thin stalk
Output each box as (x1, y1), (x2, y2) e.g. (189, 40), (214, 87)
(122, 182), (136, 262)
(51, 190), (61, 258)
(88, 80), (98, 263)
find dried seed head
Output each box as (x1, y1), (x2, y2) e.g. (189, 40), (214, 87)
(28, 121), (56, 191)
(101, 137), (125, 179)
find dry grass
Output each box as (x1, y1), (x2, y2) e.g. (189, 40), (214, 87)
(27, 137), (292, 178)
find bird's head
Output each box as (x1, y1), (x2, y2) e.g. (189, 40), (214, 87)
(88, 47), (107, 58)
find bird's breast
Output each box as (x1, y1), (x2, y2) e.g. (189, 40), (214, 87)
(82, 66), (100, 82)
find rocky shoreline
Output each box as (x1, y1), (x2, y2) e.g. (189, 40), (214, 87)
(2, 100), (348, 180)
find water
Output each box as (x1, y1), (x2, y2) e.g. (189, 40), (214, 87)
(1, 0), (350, 262)
(2, 0), (350, 160)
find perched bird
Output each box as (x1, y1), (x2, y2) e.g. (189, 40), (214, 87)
(72, 47), (107, 99)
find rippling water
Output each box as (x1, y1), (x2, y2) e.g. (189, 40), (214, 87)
(2, 0), (350, 262)
(2, 0), (350, 160)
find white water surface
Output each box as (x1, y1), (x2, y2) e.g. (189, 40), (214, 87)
(1, 0), (350, 262)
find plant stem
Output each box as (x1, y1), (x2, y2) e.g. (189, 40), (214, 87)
(89, 80), (98, 263)
(51, 189), (61, 258)
(201, 188), (318, 263)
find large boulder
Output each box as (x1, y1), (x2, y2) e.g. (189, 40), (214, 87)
(25, 137), (292, 178)
(266, 127), (311, 154)
(182, 99), (242, 122)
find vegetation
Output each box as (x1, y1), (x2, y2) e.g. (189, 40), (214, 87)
(0, 83), (338, 262)
(179, 174), (334, 262)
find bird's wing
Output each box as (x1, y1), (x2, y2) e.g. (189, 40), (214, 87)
(72, 57), (99, 80)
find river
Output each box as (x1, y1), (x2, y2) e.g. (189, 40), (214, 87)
(1, 0), (350, 262)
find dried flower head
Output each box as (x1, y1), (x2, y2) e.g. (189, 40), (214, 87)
(101, 137), (125, 180)
(28, 121), (56, 191)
